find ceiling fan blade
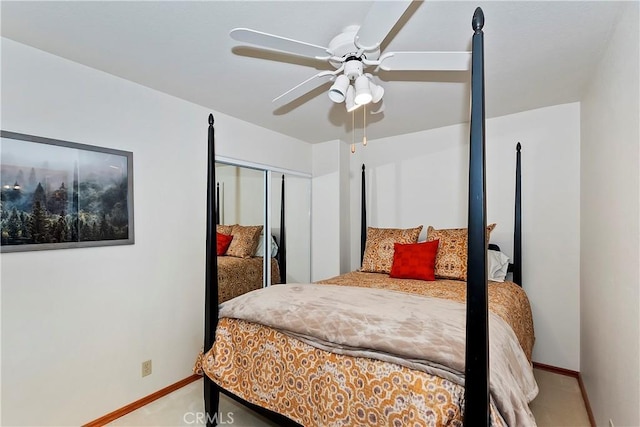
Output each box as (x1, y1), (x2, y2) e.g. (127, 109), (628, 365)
(378, 51), (471, 71)
(354, 1), (413, 51)
(230, 28), (332, 60)
(273, 70), (336, 105)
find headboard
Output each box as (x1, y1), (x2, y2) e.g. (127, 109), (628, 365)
(359, 142), (522, 286)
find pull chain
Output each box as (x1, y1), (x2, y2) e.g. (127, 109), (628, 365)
(362, 104), (367, 146)
(351, 109), (356, 153)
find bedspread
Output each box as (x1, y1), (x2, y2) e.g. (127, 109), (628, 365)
(217, 256), (280, 303)
(202, 318), (507, 427)
(213, 283), (537, 427)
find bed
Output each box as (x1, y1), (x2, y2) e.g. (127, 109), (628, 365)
(201, 273), (535, 426)
(200, 8), (534, 426)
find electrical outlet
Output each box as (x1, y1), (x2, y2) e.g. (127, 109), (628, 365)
(141, 360), (152, 377)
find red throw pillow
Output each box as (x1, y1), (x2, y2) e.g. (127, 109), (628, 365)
(216, 233), (233, 256)
(389, 240), (439, 281)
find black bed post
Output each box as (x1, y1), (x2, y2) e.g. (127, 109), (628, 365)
(279, 175), (287, 283)
(464, 7), (490, 426)
(513, 143), (522, 286)
(204, 114), (220, 426)
(360, 164), (367, 265)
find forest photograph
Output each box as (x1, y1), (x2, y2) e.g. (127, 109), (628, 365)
(0, 133), (133, 252)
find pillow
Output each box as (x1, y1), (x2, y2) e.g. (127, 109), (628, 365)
(254, 233), (279, 258)
(361, 226), (423, 274)
(426, 223), (496, 281)
(389, 240), (439, 281)
(216, 232), (233, 256)
(488, 249), (510, 282)
(216, 224), (233, 235)
(226, 225), (263, 258)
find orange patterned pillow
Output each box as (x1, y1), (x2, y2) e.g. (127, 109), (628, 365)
(426, 224), (496, 281)
(216, 224), (233, 235)
(226, 225), (263, 258)
(361, 226), (423, 273)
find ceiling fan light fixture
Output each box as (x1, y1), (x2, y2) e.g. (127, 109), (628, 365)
(345, 85), (361, 112)
(354, 75), (372, 105)
(231, 3), (473, 117)
(328, 74), (350, 103)
(370, 81), (384, 103)
(344, 59), (364, 81)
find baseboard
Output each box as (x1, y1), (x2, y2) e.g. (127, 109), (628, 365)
(533, 361), (579, 377)
(83, 374), (201, 427)
(576, 373), (596, 427)
(532, 362), (596, 427)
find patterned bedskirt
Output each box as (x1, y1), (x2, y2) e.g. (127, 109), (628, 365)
(197, 318), (507, 427)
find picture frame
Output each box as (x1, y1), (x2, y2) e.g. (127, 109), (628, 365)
(0, 131), (134, 252)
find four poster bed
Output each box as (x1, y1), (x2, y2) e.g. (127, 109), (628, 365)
(199, 8), (537, 427)
(213, 179), (286, 303)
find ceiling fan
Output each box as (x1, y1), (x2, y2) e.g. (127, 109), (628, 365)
(229, 1), (471, 112)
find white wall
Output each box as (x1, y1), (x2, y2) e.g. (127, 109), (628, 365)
(0, 38), (311, 426)
(348, 103), (582, 370)
(580, 2), (640, 425)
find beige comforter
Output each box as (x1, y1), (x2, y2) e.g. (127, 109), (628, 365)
(318, 271), (534, 361)
(219, 283), (538, 427)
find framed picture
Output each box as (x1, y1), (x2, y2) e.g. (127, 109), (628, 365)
(0, 131), (134, 252)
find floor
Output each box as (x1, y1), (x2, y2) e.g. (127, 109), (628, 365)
(107, 368), (591, 426)
(530, 369), (592, 427)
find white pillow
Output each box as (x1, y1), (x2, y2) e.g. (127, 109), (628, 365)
(488, 250), (510, 282)
(254, 233), (279, 258)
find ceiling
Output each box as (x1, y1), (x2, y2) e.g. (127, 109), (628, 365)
(1, 1), (623, 144)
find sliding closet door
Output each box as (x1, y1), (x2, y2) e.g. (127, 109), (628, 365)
(216, 162), (312, 288)
(215, 163), (267, 299)
(216, 164), (264, 227)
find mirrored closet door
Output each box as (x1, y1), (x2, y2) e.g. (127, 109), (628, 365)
(215, 162), (311, 299)
(214, 163), (268, 303)
(216, 163), (264, 227)
(269, 172), (311, 284)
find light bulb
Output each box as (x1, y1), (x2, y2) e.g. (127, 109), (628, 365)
(354, 75), (372, 105)
(328, 75), (350, 103)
